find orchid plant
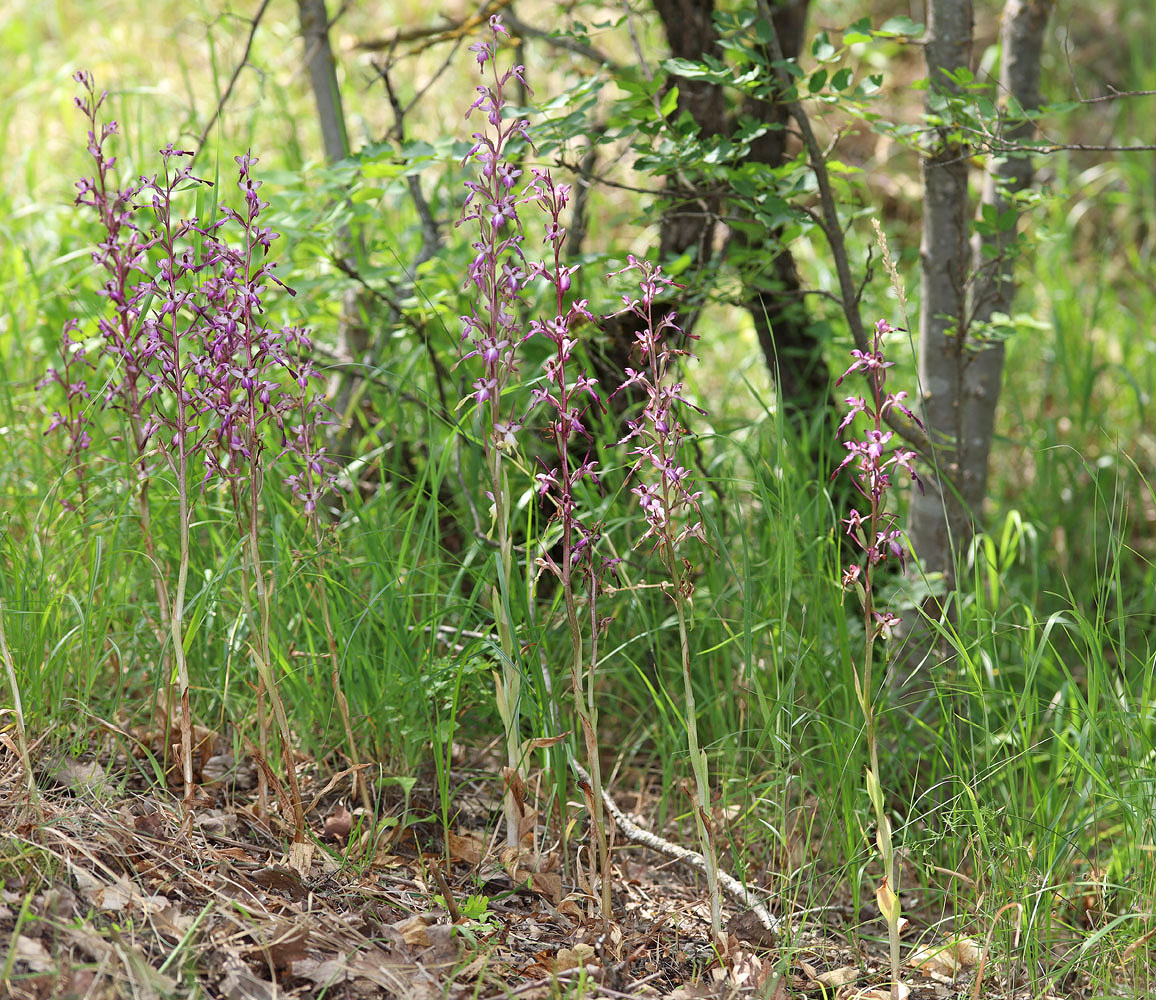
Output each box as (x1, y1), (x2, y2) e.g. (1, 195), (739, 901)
(834, 317), (923, 998)
(45, 74), (332, 837)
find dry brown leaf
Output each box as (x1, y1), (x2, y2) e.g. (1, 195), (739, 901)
(557, 895), (585, 923)
(249, 865), (307, 899)
(666, 985), (717, 999)
(398, 914), (432, 947)
(13, 935), (54, 972)
(416, 922), (459, 968)
(812, 964), (860, 988)
(727, 949), (772, 990)
(555, 942), (597, 972)
(291, 956), (348, 989)
(521, 734), (567, 752)
(530, 870), (562, 905)
(151, 901), (196, 941)
(838, 984), (910, 1000)
(323, 803), (352, 840)
(448, 830), (486, 865)
(46, 758), (109, 795)
(219, 953), (277, 1000)
(908, 936), (981, 976)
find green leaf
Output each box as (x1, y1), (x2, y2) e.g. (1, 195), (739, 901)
(844, 20), (873, 45)
(831, 68), (853, 92)
(878, 15), (925, 37)
(662, 57), (724, 82)
(401, 140), (436, 160)
(811, 30), (836, 62)
(808, 69), (828, 94)
(659, 85), (680, 117)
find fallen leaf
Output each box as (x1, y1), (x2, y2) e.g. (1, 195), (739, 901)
(813, 964), (859, 988)
(555, 942), (597, 972)
(324, 803), (352, 840)
(45, 758), (108, 795)
(838, 984), (910, 1000)
(398, 914), (432, 947)
(219, 953), (277, 1000)
(448, 830), (486, 866)
(13, 935), (54, 972)
(909, 937), (981, 976)
(530, 870), (562, 905)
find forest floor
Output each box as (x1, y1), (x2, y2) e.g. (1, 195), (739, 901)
(0, 735), (1079, 1000)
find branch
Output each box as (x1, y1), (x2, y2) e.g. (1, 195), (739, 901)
(569, 757), (782, 942)
(329, 255), (451, 417)
(193, 0), (274, 162)
(356, 0), (513, 54)
(501, 9), (619, 70)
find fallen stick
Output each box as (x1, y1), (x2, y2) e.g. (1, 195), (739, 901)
(570, 758), (782, 943)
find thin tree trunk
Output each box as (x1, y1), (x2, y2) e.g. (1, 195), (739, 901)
(960, 0), (1052, 515)
(906, 0), (974, 602)
(299, 0), (350, 163)
(903, 0), (1050, 694)
(296, 0), (373, 477)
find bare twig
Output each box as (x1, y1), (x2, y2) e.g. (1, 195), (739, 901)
(569, 757), (782, 939)
(357, 0), (513, 53)
(193, 0), (274, 161)
(502, 9), (619, 69)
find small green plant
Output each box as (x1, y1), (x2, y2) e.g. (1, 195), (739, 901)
(436, 892), (499, 947)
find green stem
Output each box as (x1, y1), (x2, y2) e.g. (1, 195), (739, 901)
(172, 452), (194, 820)
(489, 451), (522, 851)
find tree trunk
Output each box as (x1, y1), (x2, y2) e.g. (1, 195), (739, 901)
(903, 0), (1050, 689)
(906, 0), (974, 600)
(739, 1), (828, 424)
(598, 0), (822, 427)
(299, 0), (350, 163)
(959, 0), (1052, 516)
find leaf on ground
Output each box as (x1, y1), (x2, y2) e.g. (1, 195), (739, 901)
(838, 985), (910, 1000)
(14, 934), (55, 972)
(908, 936), (981, 976)
(554, 942), (597, 972)
(398, 914), (433, 947)
(530, 869), (562, 905)
(718, 949), (773, 991)
(323, 802), (352, 840)
(219, 953), (277, 1000)
(448, 829), (486, 865)
(801, 961), (859, 988)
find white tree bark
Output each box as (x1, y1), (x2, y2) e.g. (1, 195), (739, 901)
(906, 0), (974, 597)
(960, 0), (1052, 516)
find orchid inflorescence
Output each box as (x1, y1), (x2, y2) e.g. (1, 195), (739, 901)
(834, 318), (922, 634)
(457, 15), (717, 931)
(833, 316), (922, 998)
(47, 72), (332, 511)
